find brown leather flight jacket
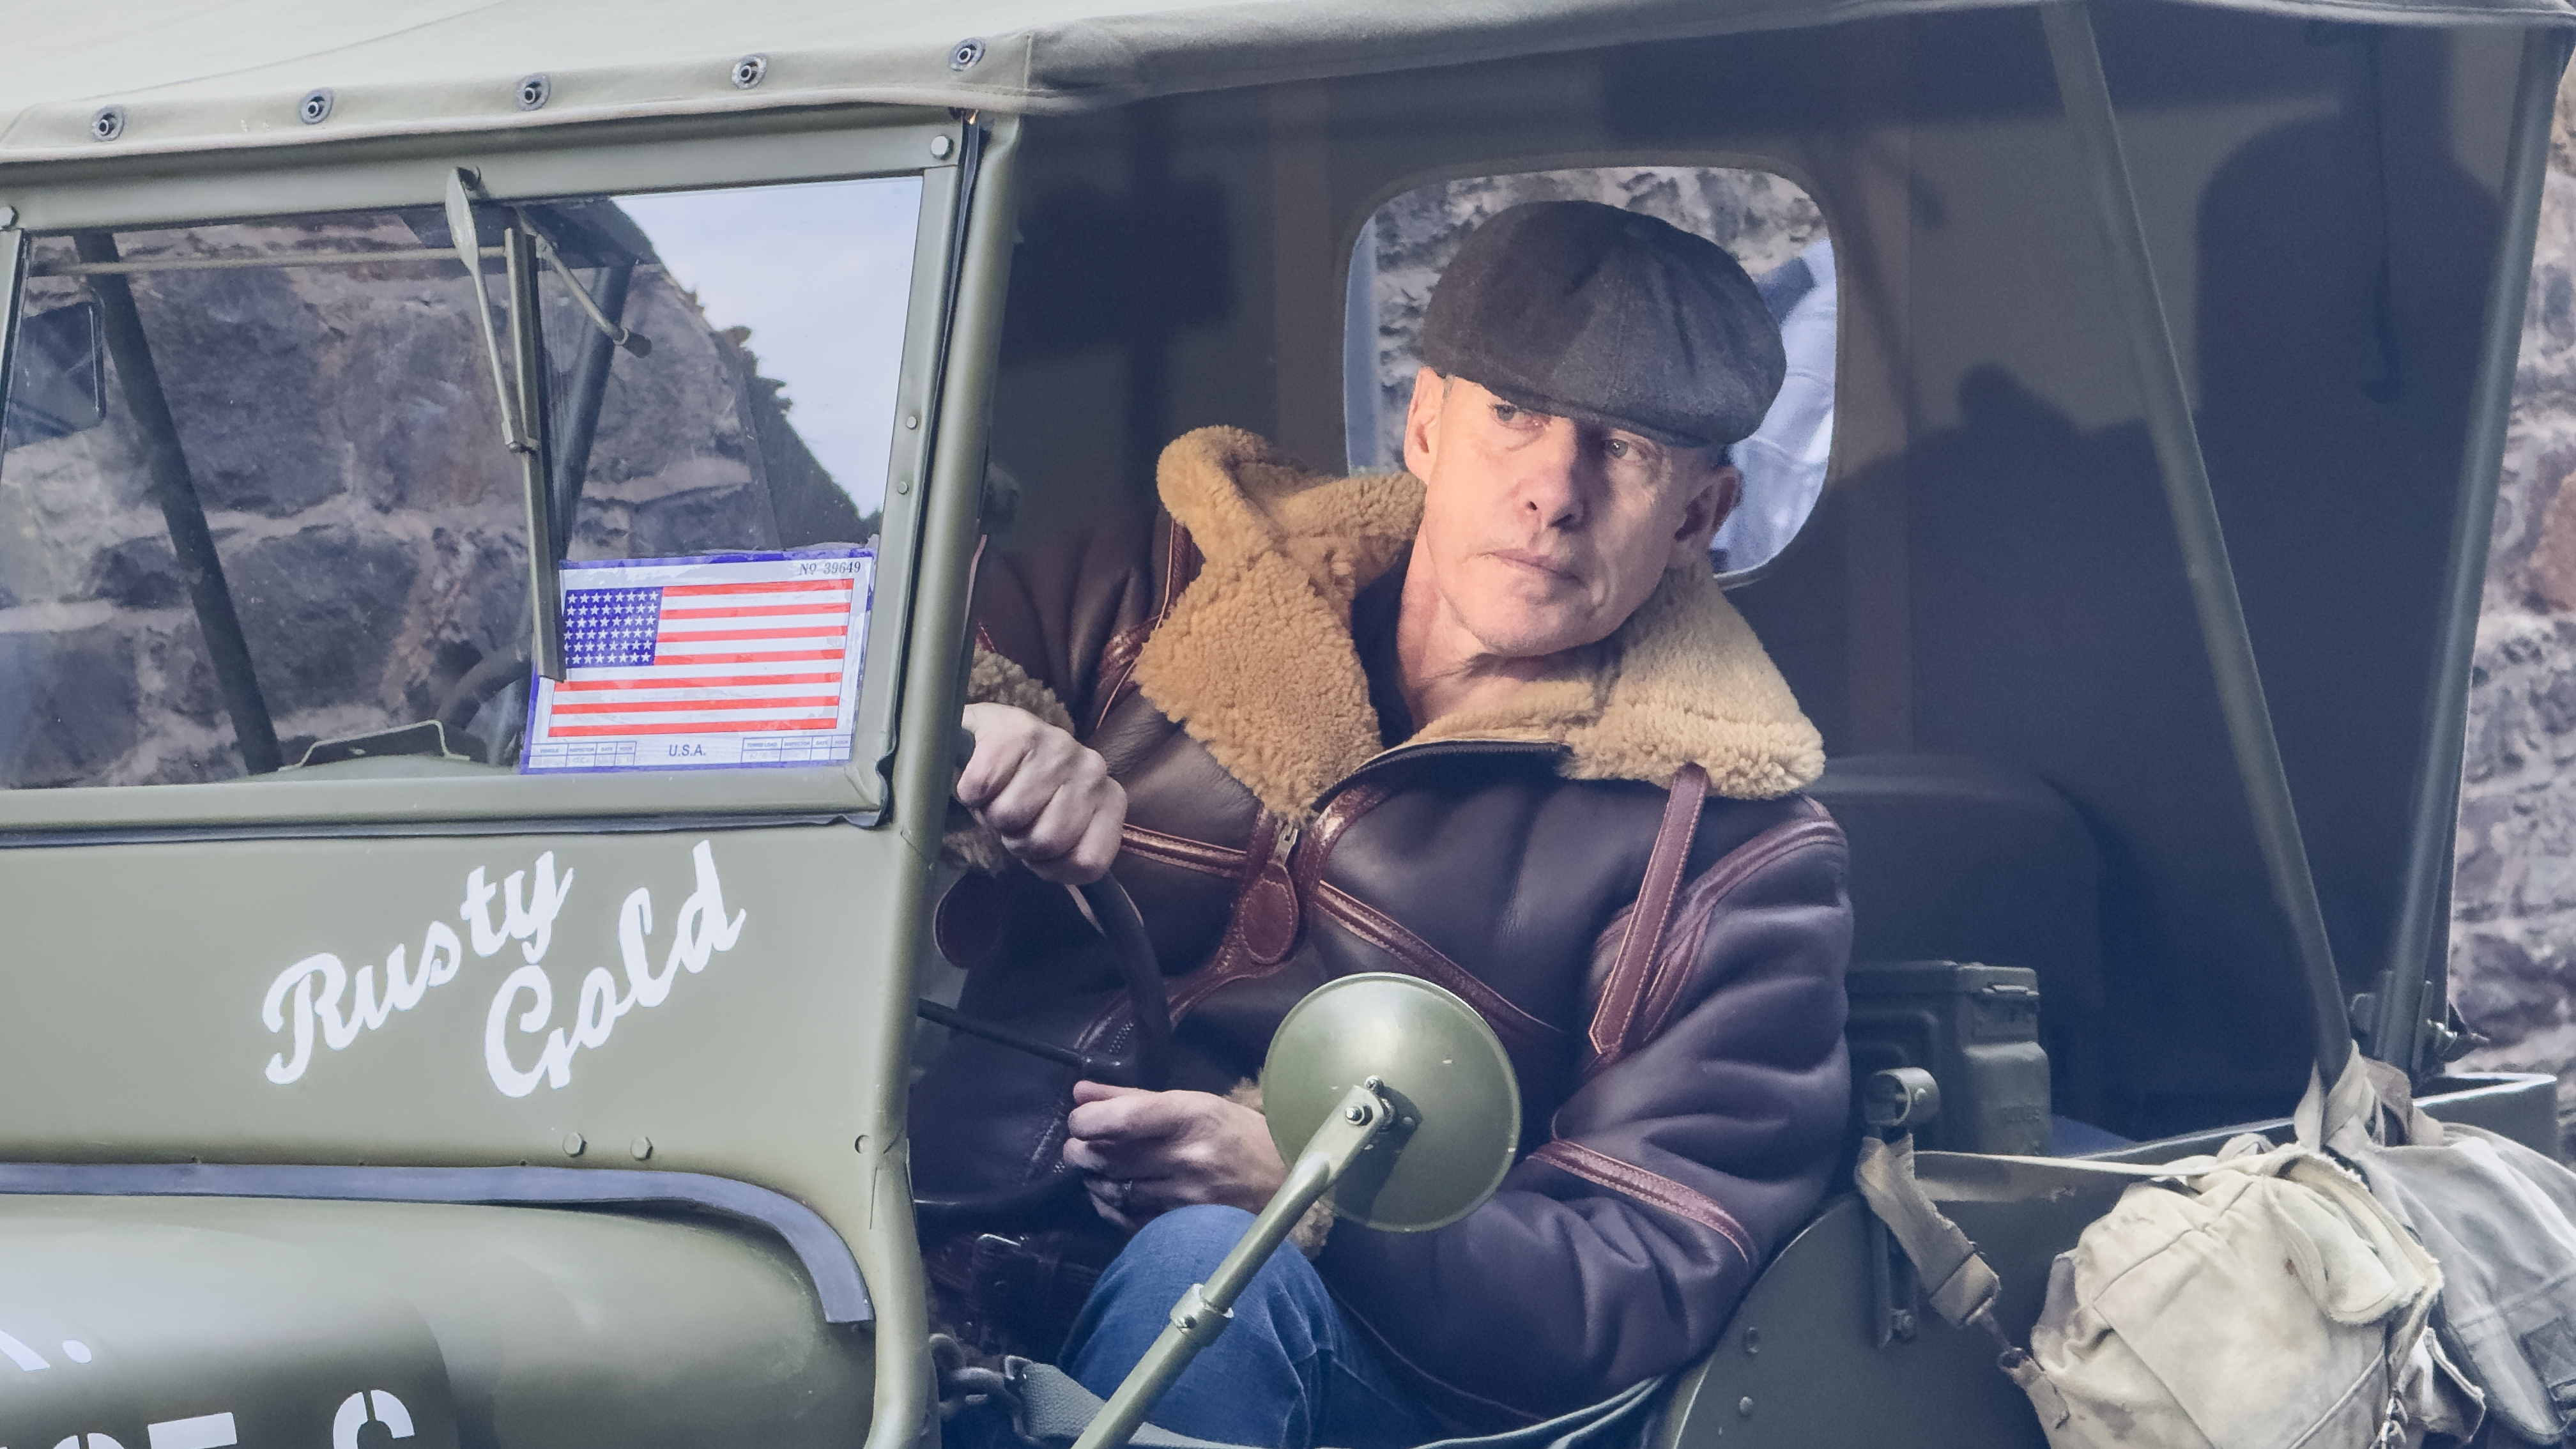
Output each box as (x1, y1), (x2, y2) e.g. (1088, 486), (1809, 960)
(911, 429), (1853, 1430)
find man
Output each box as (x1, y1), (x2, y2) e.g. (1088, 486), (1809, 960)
(914, 201), (1851, 1449)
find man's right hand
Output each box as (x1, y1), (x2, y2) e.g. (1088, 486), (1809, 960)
(956, 702), (1126, 884)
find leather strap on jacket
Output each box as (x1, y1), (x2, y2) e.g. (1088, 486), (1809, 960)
(1587, 763), (1708, 1064)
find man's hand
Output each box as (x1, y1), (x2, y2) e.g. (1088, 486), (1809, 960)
(1062, 1081), (1288, 1230)
(956, 702), (1126, 884)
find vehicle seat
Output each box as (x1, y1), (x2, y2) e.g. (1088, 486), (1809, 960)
(1806, 753), (2109, 1129)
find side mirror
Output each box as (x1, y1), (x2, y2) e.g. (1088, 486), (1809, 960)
(1073, 973), (1519, 1449)
(3, 300), (107, 448)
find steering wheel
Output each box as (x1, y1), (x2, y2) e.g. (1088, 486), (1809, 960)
(912, 768), (1174, 1236)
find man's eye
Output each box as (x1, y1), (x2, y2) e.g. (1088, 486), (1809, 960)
(1602, 438), (1631, 459)
(1491, 403), (1521, 423)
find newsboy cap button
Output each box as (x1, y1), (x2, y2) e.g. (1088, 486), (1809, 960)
(1421, 201), (1789, 449)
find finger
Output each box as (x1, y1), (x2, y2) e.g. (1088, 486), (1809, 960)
(1052, 785), (1130, 885)
(1084, 1177), (1143, 1232)
(1066, 1089), (1192, 1144)
(1016, 777), (1121, 884)
(979, 732), (1085, 838)
(1072, 1079), (1144, 1106)
(1013, 767), (1105, 864)
(954, 705), (1038, 809)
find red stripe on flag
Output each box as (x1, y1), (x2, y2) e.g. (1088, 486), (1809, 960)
(657, 625), (848, 643)
(662, 579), (853, 597)
(548, 718), (841, 737)
(551, 696), (841, 716)
(623, 648), (844, 665)
(560, 671), (842, 692)
(659, 602), (852, 620)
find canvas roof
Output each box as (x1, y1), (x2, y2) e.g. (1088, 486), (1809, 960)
(2, 0), (2570, 169)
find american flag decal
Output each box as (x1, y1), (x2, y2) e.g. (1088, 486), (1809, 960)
(520, 549), (875, 773)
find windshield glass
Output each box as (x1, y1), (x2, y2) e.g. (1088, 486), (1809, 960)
(0, 176), (922, 788)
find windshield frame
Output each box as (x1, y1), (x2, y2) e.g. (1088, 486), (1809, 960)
(0, 109), (975, 834)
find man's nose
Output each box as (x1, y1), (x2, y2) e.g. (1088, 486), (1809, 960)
(1508, 419), (1588, 529)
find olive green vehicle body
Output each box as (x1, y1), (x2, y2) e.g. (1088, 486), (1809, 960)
(2, 0), (2573, 1445)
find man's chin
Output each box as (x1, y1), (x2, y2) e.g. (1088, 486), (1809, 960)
(1458, 610), (1607, 663)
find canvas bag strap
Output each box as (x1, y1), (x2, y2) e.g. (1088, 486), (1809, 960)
(1853, 1135), (2080, 1429)
(1852, 1135), (2007, 1333)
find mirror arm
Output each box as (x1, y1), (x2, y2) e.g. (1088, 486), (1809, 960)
(1071, 1082), (1392, 1449)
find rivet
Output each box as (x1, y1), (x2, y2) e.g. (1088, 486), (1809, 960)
(1342, 1103), (1372, 1124)
(630, 1136), (653, 1161)
(903, 413), (920, 430)
(0, 206), (17, 230)
(894, 477), (912, 495)
(299, 88), (334, 125)
(930, 135), (953, 159)
(853, 1134), (870, 1154)
(950, 38), (986, 71)
(1743, 1327), (1761, 1356)
(518, 74), (551, 111)
(89, 107), (125, 143)
(1737, 1397), (1754, 1419)
(732, 54), (769, 89)
(561, 1132), (586, 1157)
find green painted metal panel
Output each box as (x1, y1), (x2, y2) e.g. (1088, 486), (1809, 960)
(0, 1193), (870, 1449)
(0, 825), (911, 1257)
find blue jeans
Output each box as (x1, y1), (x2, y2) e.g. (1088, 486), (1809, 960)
(1061, 1206), (1444, 1449)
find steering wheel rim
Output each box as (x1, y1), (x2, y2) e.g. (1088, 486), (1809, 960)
(912, 873), (1173, 1236)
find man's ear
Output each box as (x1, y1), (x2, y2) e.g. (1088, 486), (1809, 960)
(1667, 463), (1742, 568)
(1400, 366), (1446, 479)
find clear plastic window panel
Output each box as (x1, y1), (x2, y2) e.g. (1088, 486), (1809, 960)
(0, 176), (921, 786)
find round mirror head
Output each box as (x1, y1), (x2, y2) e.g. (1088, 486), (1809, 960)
(1261, 973), (1520, 1232)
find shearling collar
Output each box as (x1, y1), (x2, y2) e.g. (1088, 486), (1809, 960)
(1130, 426), (1823, 822)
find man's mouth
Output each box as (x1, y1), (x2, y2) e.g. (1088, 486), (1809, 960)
(1489, 548), (1580, 584)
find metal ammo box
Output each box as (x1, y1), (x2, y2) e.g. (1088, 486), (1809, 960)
(1846, 960), (2052, 1156)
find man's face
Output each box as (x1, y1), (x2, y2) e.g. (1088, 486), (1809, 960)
(1401, 367), (1740, 659)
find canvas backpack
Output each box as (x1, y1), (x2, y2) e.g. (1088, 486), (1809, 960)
(1855, 1063), (2482, 1449)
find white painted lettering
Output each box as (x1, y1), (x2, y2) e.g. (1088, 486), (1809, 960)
(261, 843), (741, 1093)
(477, 840), (745, 1096)
(459, 868), (508, 957)
(502, 852), (574, 963)
(484, 964), (572, 1098)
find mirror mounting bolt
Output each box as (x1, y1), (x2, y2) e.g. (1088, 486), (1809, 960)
(732, 54), (768, 89)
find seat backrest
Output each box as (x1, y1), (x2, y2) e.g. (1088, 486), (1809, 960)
(1807, 753), (2106, 1123)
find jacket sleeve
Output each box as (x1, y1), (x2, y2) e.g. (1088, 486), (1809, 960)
(1314, 809), (1853, 1428)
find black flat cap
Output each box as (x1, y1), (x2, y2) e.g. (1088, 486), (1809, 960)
(1422, 201), (1788, 449)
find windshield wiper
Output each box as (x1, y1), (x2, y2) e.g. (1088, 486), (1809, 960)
(445, 168), (565, 682)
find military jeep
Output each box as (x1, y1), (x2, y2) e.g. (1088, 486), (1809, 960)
(0, 0), (2569, 1445)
